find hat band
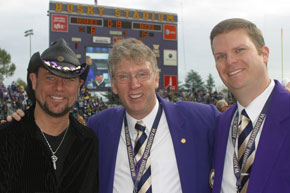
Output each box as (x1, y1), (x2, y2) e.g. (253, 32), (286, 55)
(43, 60), (86, 74)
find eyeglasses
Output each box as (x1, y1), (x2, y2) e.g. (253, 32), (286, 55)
(114, 71), (154, 84)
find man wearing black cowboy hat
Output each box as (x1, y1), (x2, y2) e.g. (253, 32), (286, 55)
(0, 38), (98, 193)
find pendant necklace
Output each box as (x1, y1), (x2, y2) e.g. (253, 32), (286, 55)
(40, 124), (69, 170)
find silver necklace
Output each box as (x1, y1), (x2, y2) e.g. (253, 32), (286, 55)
(40, 125), (69, 170)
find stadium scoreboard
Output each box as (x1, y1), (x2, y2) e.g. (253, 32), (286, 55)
(49, 1), (178, 91)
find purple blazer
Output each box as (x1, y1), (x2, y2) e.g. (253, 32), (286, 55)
(213, 80), (290, 193)
(88, 94), (219, 193)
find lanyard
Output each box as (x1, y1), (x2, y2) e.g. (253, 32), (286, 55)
(124, 103), (162, 193)
(232, 90), (274, 191)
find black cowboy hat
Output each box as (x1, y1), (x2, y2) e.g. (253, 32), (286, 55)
(26, 38), (89, 102)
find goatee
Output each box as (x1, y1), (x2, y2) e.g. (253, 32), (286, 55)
(36, 98), (73, 117)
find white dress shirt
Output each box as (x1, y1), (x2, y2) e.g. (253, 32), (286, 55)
(221, 79), (275, 193)
(113, 99), (182, 193)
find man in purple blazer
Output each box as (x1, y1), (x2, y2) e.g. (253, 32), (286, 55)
(210, 18), (290, 193)
(88, 38), (219, 193)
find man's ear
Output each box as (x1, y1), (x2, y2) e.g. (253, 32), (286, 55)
(261, 45), (269, 65)
(79, 79), (84, 87)
(154, 70), (160, 89)
(111, 79), (118, 95)
(29, 73), (37, 90)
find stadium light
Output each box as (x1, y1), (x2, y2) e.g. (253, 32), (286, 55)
(24, 29), (34, 58)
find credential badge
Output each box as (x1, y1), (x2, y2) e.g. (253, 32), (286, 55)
(209, 169), (215, 188)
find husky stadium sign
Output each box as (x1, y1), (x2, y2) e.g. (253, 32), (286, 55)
(49, 1), (178, 91)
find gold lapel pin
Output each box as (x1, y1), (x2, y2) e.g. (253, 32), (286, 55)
(181, 138), (186, 144)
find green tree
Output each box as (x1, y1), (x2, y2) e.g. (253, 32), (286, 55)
(184, 70), (204, 92)
(178, 81), (186, 92)
(0, 48), (16, 82)
(205, 73), (215, 93)
(15, 78), (27, 88)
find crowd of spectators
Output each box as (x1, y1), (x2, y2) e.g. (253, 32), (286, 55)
(72, 87), (108, 124)
(0, 82), (232, 123)
(158, 88), (228, 104)
(0, 82), (31, 120)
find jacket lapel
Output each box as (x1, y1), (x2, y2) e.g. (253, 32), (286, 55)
(159, 95), (218, 192)
(247, 81), (290, 193)
(213, 105), (237, 193)
(105, 108), (125, 193)
(160, 97), (191, 191)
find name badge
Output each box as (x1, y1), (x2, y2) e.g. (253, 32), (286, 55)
(209, 169), (215, 188)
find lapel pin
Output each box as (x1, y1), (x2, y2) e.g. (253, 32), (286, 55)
(181, 138), (186, 144)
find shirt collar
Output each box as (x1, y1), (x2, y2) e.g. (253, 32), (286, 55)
(237, 79), (275, 123)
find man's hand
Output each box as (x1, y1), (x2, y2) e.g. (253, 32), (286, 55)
(1, 109), (25, 123)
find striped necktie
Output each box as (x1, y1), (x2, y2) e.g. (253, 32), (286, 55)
(134, 121), (152, 193)
(238, 109), (256, 193)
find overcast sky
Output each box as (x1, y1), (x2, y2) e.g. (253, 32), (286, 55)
(1, 0), (290, 90)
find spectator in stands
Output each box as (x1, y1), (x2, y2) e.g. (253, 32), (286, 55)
(215, 99), (229, 113)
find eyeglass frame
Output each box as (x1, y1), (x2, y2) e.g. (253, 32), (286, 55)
(113, 70), (156, 84)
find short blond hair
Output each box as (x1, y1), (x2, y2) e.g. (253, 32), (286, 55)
(108, 38), (158, 79)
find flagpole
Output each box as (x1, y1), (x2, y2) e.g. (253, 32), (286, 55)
(281, 28), (284, 80)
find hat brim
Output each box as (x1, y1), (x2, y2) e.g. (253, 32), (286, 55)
(28, 52), (87, 78)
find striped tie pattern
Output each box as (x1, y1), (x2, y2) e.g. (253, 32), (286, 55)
(134, 121), (152, 193)
(238, 110), (255, 193)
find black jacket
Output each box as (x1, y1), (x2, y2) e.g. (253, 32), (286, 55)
(0, 106), (99, 193)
